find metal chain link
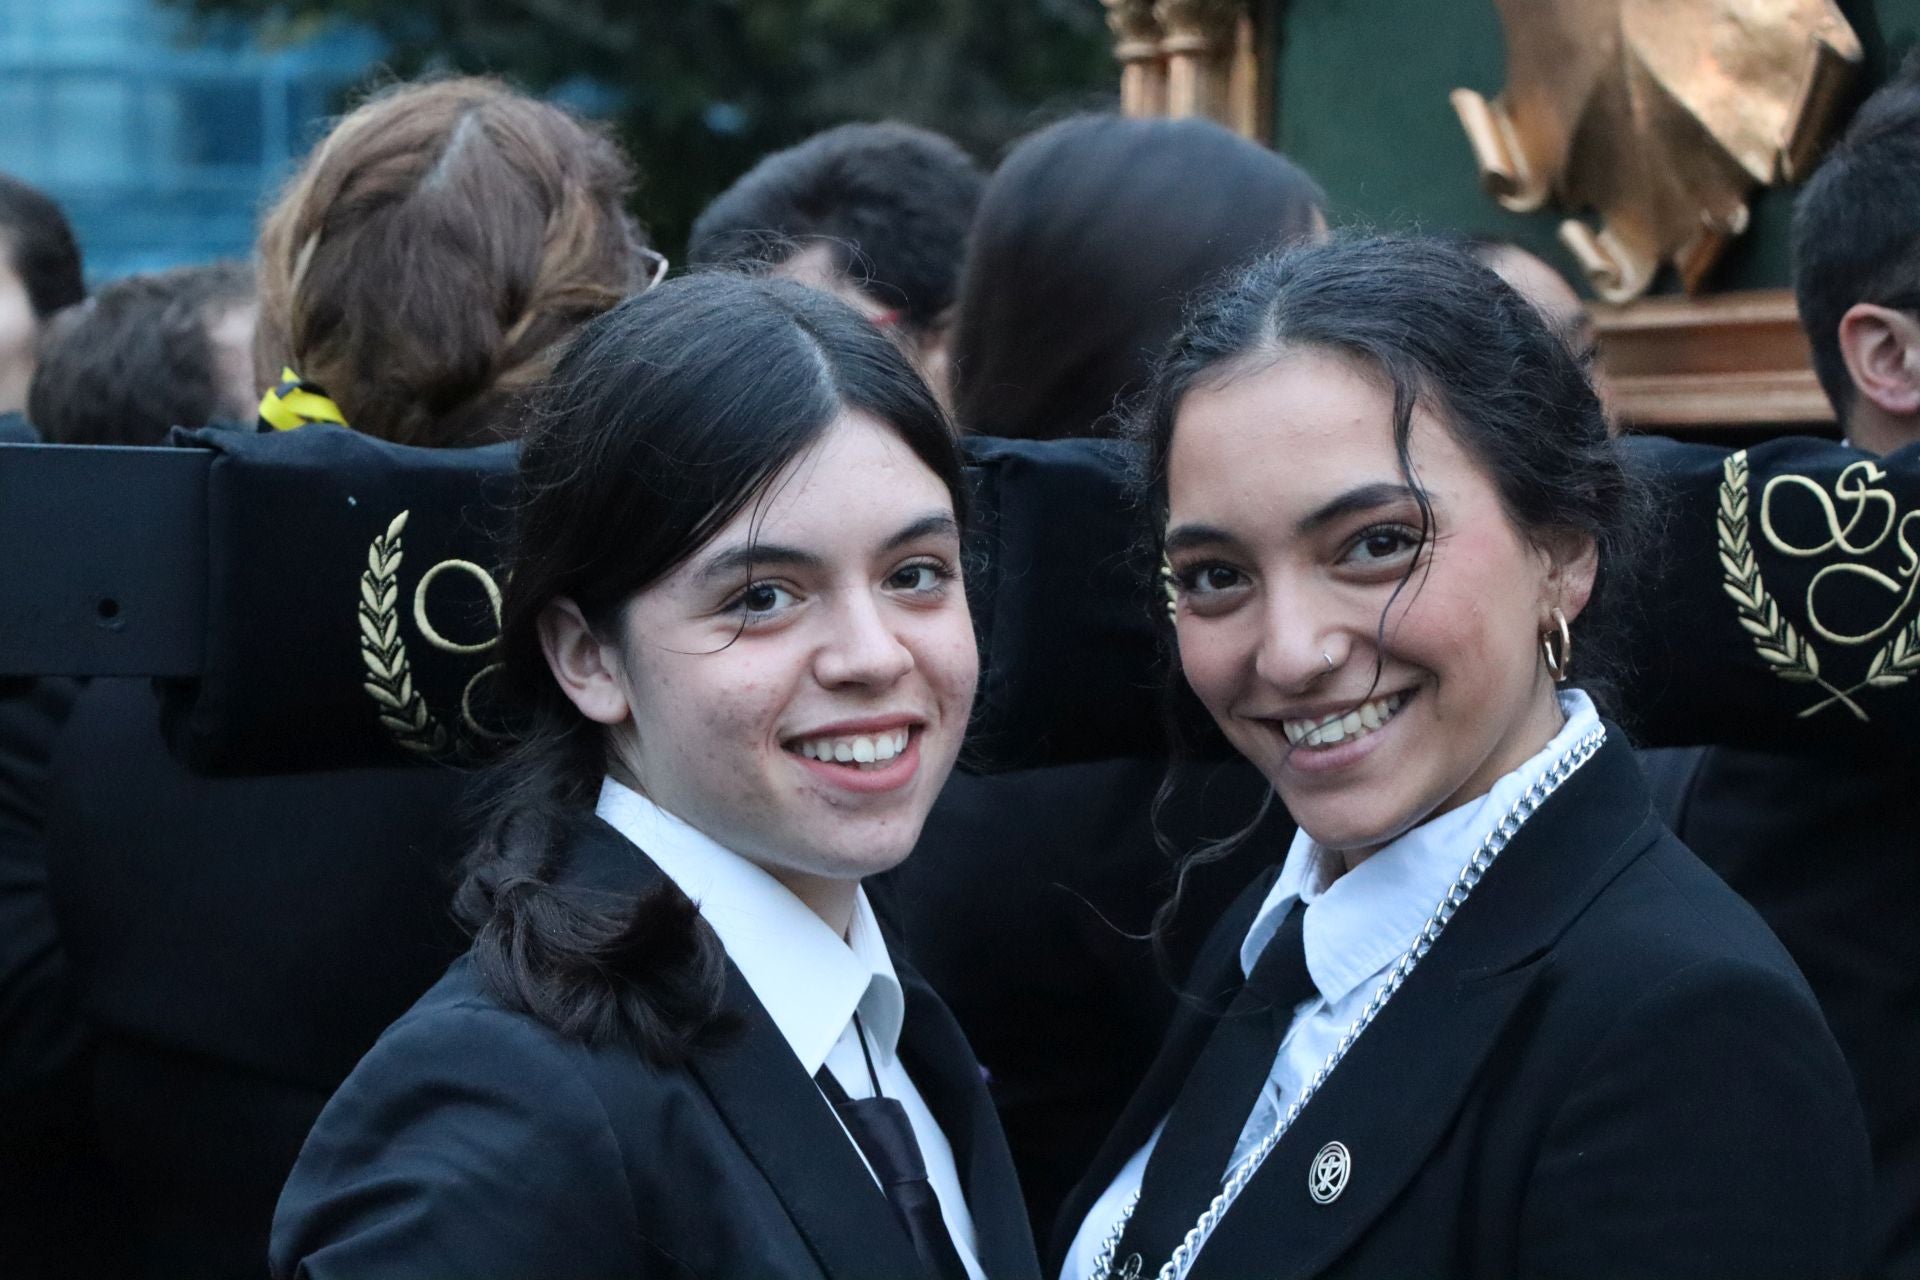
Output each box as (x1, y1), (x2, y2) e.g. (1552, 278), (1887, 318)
(1093, 725), (1608, 1280)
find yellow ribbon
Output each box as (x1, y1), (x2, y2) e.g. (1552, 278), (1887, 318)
(258, 367), (347, 432)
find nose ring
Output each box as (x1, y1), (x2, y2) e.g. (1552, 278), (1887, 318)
(1321, 652), (1335, 674)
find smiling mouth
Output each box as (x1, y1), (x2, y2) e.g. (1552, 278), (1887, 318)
(1281, 691), (1410, 749)
(786, 727), (914, 771)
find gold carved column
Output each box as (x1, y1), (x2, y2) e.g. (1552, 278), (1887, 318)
(1108, 0), (1265, 140)
(1104, 0), (1167, 119)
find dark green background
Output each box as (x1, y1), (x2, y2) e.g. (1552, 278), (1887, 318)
(1272, 0), (1920, 294)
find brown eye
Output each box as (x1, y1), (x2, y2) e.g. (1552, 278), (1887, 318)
(734, 582), (795, 615)
(888, 563), (946, 592)
(1348, 526), (1421, 566)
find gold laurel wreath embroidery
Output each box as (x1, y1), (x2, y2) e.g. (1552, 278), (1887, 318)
(1718, 450), (1822, 686)
(359, 511), (450, 757)
(1716, 450), (1920, 720)
(1864, 604), (1920, 689)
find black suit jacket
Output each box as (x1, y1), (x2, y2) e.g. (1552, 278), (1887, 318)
(1054, 731), (1870, 1280)
(44, 677), (473, 1279)
(881, 758), (1286, 1237)
(272, 817), (1041, 1280)
(1668, 745), (1920, 1280)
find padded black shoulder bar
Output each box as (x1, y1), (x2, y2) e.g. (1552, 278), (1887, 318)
(0, 441), (210, 678)
(4, 426), (1919, 774)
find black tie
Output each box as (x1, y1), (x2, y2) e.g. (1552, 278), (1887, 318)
(815, 1019), (971, 1280)
(1111, 898), (1317, 1275)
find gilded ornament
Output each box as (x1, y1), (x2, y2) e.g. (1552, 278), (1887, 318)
(359, 510), (508, 758)
(1452, 0), (1861, 302)
(1716, 451), (1920, 720)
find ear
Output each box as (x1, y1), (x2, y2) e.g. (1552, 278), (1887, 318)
(914, 309), (957, 411)
(1838, 303), (1920, 417)
(537, 597), (630, 726)
(1537, 531), (1599, 625)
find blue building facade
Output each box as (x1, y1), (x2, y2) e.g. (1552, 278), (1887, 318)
(0, 0), (380, 281)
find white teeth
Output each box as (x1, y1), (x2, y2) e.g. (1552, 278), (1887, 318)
(791, 728), (912, 769)
(1281, 692), (1408, 749)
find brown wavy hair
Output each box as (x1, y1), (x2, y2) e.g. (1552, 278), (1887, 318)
(255, 77), (649, 446)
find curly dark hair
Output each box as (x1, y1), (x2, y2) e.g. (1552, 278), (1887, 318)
(687, 122), (984, 338)
(29, 261), (255, 445)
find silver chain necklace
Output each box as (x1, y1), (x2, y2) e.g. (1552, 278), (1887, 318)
(1093, 725), (1607, 1280)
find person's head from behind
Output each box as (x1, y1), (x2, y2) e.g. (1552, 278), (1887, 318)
(1792, 53), (1920, 455)
(1141, 236), (1638, 866)
(256, 76), (654, 448)
(28, 261), (256, 445)
(951, 114), (1325, 440)
(687, 122), (984, 399)
(463, 275), (976, 1047)
(0, 173), (85, 416)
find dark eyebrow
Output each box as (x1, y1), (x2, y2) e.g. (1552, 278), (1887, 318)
(880, 511), (961, 553)
(694, 542), (823, 587)
(1165, 483), (1420, 556)
(693, 510), (958, 587)
(1296, 482), (1420, 536)
(1163, 523), (1239, 557)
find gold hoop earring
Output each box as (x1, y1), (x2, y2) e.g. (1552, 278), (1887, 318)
(1541, 607), (1572, 682)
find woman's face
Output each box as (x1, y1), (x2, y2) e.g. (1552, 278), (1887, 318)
(1165, 348), (1592, 862)
(607, 411), (977, 901)
(0, 250), (39, 415)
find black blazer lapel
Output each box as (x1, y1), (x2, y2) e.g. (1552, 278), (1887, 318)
(1183, 732), (1664, 1280)
(563, 818), (927, 1280)
(900, 967), (1043, 1280)
(1048, 866), (1282, 1270)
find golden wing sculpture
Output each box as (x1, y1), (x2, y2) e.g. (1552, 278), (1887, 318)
(1452, 0), (1861, 303)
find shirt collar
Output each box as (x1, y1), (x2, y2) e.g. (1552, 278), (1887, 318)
(594, 778), (904, 1072)
(1240, 689), (1602, 1004)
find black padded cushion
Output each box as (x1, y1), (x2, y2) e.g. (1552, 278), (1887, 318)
(156, 427), (1171, 776)
(161, 425), (516, 774)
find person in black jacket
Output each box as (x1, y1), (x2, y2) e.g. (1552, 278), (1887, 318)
(1660, 56), (1920, 1280)
(271, 274), (1039, 1280)
(36, 76), (658, 1280)
(886, 115), (1323, 1235)
(1056, 236), (1869, 1280)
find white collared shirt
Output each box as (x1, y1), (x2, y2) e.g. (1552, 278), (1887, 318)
(1064, 691), (1602, 1280)
(596, 779), (985, 1280)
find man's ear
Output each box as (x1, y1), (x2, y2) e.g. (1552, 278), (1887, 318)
(1539, 531), (1599, 625)
(1838, 303), (1920, 417)
(537, 597), (630, 726)
(915, 308), (958, 412)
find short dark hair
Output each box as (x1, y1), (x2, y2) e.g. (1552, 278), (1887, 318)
(687, 122), (984, 335)
(1791, 53), (1920, 418)
(951, 114), (1324, 440)
(456, 272), (965, 1060)
(28, 261), (255, 446)
(0, 172), (85, 320)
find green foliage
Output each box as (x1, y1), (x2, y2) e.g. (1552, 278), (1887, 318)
(179, 0), (1118, 258)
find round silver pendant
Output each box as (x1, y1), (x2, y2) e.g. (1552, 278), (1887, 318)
(1309, 1141), (1351, 1204)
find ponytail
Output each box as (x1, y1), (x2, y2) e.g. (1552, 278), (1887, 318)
(453, 706), (735, 1062)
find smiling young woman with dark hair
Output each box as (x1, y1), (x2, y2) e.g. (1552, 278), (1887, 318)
(1055, 236), (1870, 1280)
(270, 274), (1039, 1280)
